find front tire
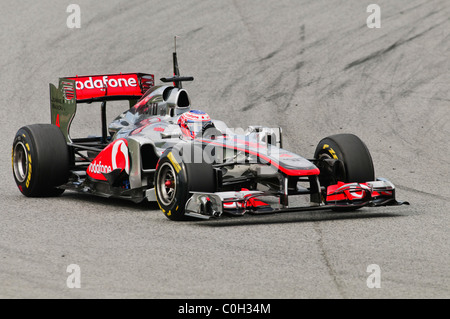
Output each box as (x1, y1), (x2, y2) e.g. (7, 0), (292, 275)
(154, 148), (216, 221)
(12, 124), (69, 197)
(314, 133), (375, 187)
(314, 134), (375, 211)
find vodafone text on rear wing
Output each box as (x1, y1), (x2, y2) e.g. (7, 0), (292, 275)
(49, 73), (154, 143)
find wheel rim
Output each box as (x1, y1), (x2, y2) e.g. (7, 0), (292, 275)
(13, 142), (29, 183)
(157, 162), (177, 206)
(319, 152), (345, 184)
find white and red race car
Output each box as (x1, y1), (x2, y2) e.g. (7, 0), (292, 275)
(11, 49), (408, 221)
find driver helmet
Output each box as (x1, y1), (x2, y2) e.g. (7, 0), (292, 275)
(177, 110), (215, 138)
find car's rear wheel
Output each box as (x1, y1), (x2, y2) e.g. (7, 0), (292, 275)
(154, 148), (216, 221)
(12, 124), (69, 197)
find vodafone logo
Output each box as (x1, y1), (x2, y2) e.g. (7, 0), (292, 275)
(75, 76), (137, 90)
(111, 139), (129, 174)
(66, 73), (150, 101)
(87, 139), (129, 180)
(89, 161), (112, 175)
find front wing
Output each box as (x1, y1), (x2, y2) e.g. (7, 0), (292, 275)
(184, 179), (409, 219)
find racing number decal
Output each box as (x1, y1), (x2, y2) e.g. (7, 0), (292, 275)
(323, 144), (338, 159)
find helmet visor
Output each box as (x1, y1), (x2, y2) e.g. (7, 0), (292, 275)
(186, 121), (212, 136)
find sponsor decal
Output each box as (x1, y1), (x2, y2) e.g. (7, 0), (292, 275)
(111, 139), (129, 174)
(167, 152), (181, 173)
(88, 160), (112, 175)
(323, 144), (338, 159)
(66, 74), (154, 101)
(74, 76), (137, 90)
(87, 139), (129, 180)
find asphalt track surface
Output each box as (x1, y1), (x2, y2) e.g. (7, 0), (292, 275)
(0, 0), (449, 299)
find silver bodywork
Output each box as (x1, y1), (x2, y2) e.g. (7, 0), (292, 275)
(60, 82), (407, 218)
(102, 84), (291, 205)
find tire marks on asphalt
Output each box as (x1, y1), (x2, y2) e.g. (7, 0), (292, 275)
(313, 223), (347, 298)
(344, 18), (449, 70)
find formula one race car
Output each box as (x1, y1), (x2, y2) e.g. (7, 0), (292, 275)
(12, 46), (408, 221)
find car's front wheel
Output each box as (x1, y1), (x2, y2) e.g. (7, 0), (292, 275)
(314, 133), (375, 187)
(154, 148), (216, 221)
(314, 133), (375, 211)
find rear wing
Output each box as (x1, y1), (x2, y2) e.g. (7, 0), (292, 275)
(65, 73), (154, 102)
(50, 73), (154, 143)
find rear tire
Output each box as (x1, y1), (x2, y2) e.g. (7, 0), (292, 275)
(154, 148), (216, 221)
(12, 124), (69, 197)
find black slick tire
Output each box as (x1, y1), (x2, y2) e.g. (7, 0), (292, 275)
(314, 133), (375, 211)
(154, 148), (216, 221)
(314, 133), (375, 186)
(12, 124), (69, 197)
